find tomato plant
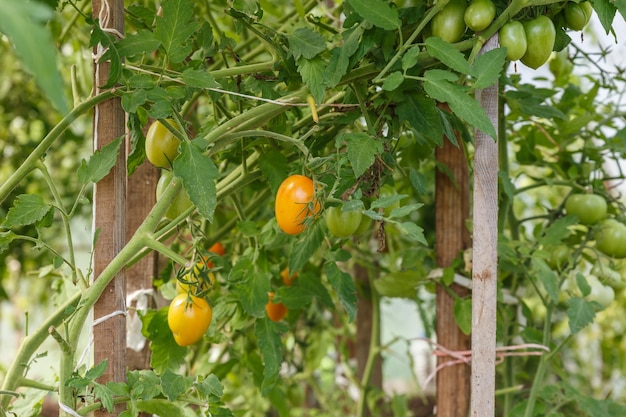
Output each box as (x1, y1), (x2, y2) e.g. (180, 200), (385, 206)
(155, 170), (193, 220)
(564, 1), (592, 30)
(499, 21), (528, 61)
(521, 16), (556, 69)
(167, 294), (213, 346)
(596, 219), (626, 258)
(431, 0), (467, 43)
(274, 174), (320, 235)
(324, 205), (363, 238)
(145, 119), (181, 169)
(565, 193), (608, 225)
(265, 292), (288, 322)
(464, 0), (496, 32)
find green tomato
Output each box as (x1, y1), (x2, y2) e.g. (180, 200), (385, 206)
(499, 21), (528, 61)
(596, 219), (626, 259)
(156, 170), (193, 220)
(354, 214), (374, 237)
(145, 119), (181, 168)
(565, 193), (607, 225)
(547, 245), (569, 270)
(431, 0), (467, 43)
(586, 275), (615, 308)
(324, 205), (363, 238)
(564, 1), (591, 31)
(464, 0), (496, 32)
(520, 16), (556, 69)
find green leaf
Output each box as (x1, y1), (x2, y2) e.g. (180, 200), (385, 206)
(388, 203), (424, 219)
(160, 369), (193, 401)
(425, 37), (471, 75)
(0, 0), (68, 113)
(324, 25), (364, 88)
(255, 317), (287, 394)
(382, 71), (404, 91)
(141, 307), (187, 374)
(578, 396), (626, 417)
(85, 360), (108, 381)
(575, 272), (591, 297)
(453, 298), (472, 335)
(592, 0), (617, 35)
(288, 28), (326, 60)
(538, 216), (576, 246)
(127, 369), (162, 401)
(339, 132), (384, 178)
(395, 222), (428, 245)
(347, 0), (401, 30)
(531, 258), (559, 303)
(93, 383), (115, 412)
(424, 70), (497, 140)
(194, 374), (224, 400)
(231, 259), (271, 318)
(115, 29), (161, 58)
(371, 193), (407, 211)
(297, 56), (327, 104)
(136, 399), (186, 417)
(471, 47), (507, 89)
(288, 222), (325, 275)
(373, 271), (423, 298)
(324, 262), (358, 322)
(0, 231), (17, 253)
(299, 271), (334, 308)
(127, 113), (147, 176)
(78, 136), (123, 185)
(498, 170), (515, 200)
(397, 94), (443, 147)
(91, 23), (122, 89)
(567, 297), (596, 334)
(154, 0), (199, 63)
(173, 141), (218, 222)
(616, 0), (626, 24)
(402, 45), (421, 71)
(3, 194), (52, 228)
(182, 68), (221, 89)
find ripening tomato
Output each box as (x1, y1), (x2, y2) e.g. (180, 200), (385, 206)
(281, 267), (297, 286)
(520, 16), (556, 69)
(499, 21), (528, 61)
(596, 219), (626, 259)
(275, 175), (321, 235)
(464, 0), (496, 31)
(565, 193), (607, 225)
(155, 170), (193, 220)
(167, 294), (213, 346)
(208, 242), (226, 257)
(145, 119), (181, 168)
(431, 0), (467, 43)
(324, 205), (363, 238)
(564, 1), (592, 31)
(266, 292), (288, 322)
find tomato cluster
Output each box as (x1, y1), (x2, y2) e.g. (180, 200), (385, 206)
(428, 0), (594, 69)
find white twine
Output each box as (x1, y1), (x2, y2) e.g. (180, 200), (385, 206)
(74, 309), (127, 372)
(58, 401), (83, 417)
(92, 0), (125, 63)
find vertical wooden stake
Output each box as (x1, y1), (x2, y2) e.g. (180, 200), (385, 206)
(435, 109), (471, 417)
(471, 34), (499, 417)
(92, 1), (126, 416)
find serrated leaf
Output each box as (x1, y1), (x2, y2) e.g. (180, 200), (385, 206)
(173, 141), (218, 221)
(94, 383), (115, 412)
(402, 45), (421, 71)
(297, 56), (326, 104)
(154, 0), (199, 63)
(161, 369), (193, 401)
(388, 203), (424, 219)
(141, 307), (187, 374)
(453, 298), (472, 335)
(115, 29), (161, 58)
(85, 360), (108, 381)
(182, 68), (221, 89)
(136, 399), (186, 417)
(3, 194), (52, 228)
(255, 318), (287, 394)
(0, 231), (17, 253)
(0, 1), (68, 113)
(288, 222), (325, 275)
(531, 258), (559, 303)
(575, 272), (591, 297)
(567, 297), (596, 333)
(299, 271), (334, 308)
(382, 71), (404, 91)
(339, 132), (384, 178)
(538, 216), (576, 246)
(425, 37), (471, 74)
(424, 70), (496, 140)
(371, 193), (406, 210)
(324, 25), (364, 88)
(324, 262), (357, 322)
(288, 28), (326, 60)
(78, 136), (123, 185)
(374, 271), (423, 298)
(127, 113), (146, 175)
(231, 258), (271, 317)
(395, 222), (428, 245)
(471, 47), (507, 89)
(347, 0), (401, 29)
(127, 370), (162, 401)
(397, 94), (443, 147)
(91, 23), (122, 89)
(592, 0), (617, 35)
(195, 374), (224, 399)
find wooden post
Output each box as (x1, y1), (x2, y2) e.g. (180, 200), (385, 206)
(471, 34), (499, 417)
(92, 1), (126, 416)
(435, 115), (471, 416)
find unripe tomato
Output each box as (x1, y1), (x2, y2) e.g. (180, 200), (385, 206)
(596, 219), (626, 259)
(520, 16), (556, 69)
(546, 245), (569, 270)
(565, 193), (607, 225)
(156, 170), (193, 220)
(586, 275), (615, 308)
(564, 1), (592, 30)
(499, 21), (528, 61)
(354, 214), (373, 237)
(145, 119), (181, 168)
(280, 267), (297, 286)
(324, 205), (363, 238)
(431, 0), (467, 43)
(167, 294), (213, 346)
(464, 0), (496, 32)
(275, 175), (321, 235)
(266, 292), (288, 322)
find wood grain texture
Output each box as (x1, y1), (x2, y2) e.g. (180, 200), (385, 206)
(471, 34), (500, 417)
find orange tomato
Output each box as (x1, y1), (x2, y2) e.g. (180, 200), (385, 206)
(275, 175), (320, 235)
(208, 242), (226, 257)
(167, 294), (213, 346)
(280, 267), (297, 286)
(265, 292), (288, 322)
